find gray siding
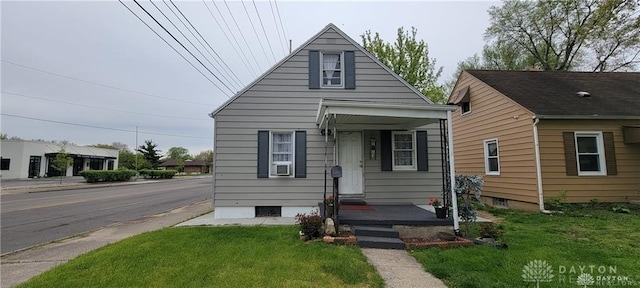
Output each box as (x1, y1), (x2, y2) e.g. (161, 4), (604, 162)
(213, 27), (444, 207)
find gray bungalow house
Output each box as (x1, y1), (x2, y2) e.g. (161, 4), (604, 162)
(209, 24), (458, 229)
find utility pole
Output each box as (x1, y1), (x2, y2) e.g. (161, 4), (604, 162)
(135, 126), (139, 180)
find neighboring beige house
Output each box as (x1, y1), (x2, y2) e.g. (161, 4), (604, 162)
(209, 23), (458, 222)
(0, 139), (119, 179)
(449, 70), (640, 211)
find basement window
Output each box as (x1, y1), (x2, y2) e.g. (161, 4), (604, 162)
(255, 206), (282, 217)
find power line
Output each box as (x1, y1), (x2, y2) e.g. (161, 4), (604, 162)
(241, 0), (271, 63)
(120, 0), (232, 97)
(130, 0), (235, 95)
(148, 0), (240, 92)
(222, 0), (263, 71)
(251, 0), (277, 62)
(1, 59), (211, 106)
(1, 91), (209, 121)
(205, 0), (258, 77)
(268, 0), (287, 55)
(168, 0), (245, 89)
(1, 113), (211, 139)
(273, 0), (289, 51)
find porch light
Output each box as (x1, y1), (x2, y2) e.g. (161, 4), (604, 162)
(370, 136), (377, 160)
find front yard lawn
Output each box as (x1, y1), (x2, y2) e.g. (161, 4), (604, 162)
(20, 226), (383, 288)
(411, 204), (640, 288)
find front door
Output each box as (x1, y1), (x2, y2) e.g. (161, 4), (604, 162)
(28, 156), (41, 178)
(338, 131), (363, 195)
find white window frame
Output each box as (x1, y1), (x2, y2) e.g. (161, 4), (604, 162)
(392, 131), (417, 171)
(574, 131), (607, 176)
(320, 51), (344, 88)
(461, 101), (471, 115)
(484, 138), (500, 175)
(269, 131), (295, 177)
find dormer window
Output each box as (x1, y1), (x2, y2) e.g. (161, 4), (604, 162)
(321, 52), (343, 87)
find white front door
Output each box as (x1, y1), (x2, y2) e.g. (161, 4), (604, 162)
(338, 132), (363, 195)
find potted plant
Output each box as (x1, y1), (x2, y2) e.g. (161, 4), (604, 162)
(429, 198), (447, 219)
(324, 196), (334, 218)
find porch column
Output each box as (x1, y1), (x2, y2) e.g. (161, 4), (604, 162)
(447, 111), (460, 233)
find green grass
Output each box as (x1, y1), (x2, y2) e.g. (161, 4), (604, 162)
(20, 226), (383, 288)
(410, 204), (640, 288)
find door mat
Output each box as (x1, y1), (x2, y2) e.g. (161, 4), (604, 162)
(340, 205), (375, 211)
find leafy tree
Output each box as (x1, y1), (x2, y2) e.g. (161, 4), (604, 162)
(361, 27), (447, 103)
(193, 150), (214, 163)
(176, 158), (185, 173)
(167, 147), (191, 160)
(0, 133), (6, 140)
(118, 150), (151, 170)
(137, 140), (162, 169)
(51, 147), (73, 184)
(486, 0), (640, 72)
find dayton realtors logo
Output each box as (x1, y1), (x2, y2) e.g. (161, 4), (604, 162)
(522, 260), (638, 287)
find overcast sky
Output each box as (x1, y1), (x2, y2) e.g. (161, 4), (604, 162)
(1, 0), (496, 156)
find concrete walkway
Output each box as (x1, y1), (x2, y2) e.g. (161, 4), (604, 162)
(361, 248), (447, 288)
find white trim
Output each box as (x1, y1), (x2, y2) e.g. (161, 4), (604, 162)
(483, 138), (500, 175)
(391, 131), (417, 171)
(574, 131), (607, 176)
(320, 51), (344, 88)
(447, 111), (459, 232)
(269, 131), (295, 178)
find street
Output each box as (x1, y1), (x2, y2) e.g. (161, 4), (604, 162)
(1, 177), (212, 254)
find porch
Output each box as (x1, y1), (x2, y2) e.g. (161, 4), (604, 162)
(321, 203), (453, 226)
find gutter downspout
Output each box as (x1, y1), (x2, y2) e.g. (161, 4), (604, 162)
(447, 111), (460, 232)
(533, 116), (552, 214)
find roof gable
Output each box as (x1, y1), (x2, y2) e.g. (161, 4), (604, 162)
(210, 23), (429, 117)
(466, 70), (640, 118)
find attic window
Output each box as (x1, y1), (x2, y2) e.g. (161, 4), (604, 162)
(576, 91), (591, 97)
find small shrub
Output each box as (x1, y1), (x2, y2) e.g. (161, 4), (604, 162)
(138, 169), (177, 179)
(545, 190), (568, 210)
(479, 222), (503, 239)
(295, 210), (323, 239)
(79, 170), (136, 183)
(612, 205), (631, 214)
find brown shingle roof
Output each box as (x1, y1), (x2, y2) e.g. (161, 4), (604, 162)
(159, 159), (207, 167)
(466, 70), (640, 118)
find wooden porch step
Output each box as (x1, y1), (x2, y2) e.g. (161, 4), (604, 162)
(353, 226), (399, 238)
(357, 236), (405, 250)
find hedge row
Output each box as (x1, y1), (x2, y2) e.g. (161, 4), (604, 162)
(79, 170), (137, 183)
(139, 169), (177, 179)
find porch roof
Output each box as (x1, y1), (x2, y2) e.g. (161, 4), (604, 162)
(316, 99), (457, 130)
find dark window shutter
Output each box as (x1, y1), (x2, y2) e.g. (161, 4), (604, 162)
(416, 131), (428, 171)
(295, 130), (307, 178)
(380, 130), (392, 171)
(344, 51), (356, 89)
(257, 131), (270, 178)
(602, 132), (617, 175)
(562, 132), (578, 176)
(308, 51), (320, 89)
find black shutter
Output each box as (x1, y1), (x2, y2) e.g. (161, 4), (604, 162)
(309, 51), (320, 89)
(380, 130), (392, 171)
(603, 132), (617, 175)
(416, 131), (428, 171)
(562, 132), (578, 176)
(257, 131), (270, 178)
(344, 51), (356, 89)
(295, 130), (307, 178)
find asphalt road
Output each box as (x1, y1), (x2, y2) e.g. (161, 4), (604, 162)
(0, 177), (212, 254)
